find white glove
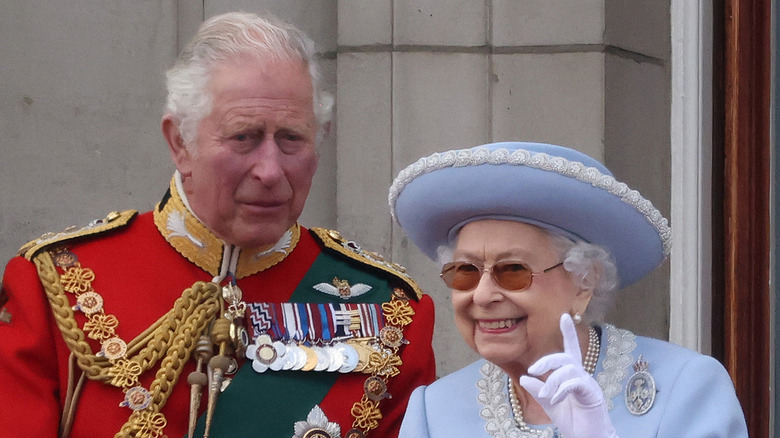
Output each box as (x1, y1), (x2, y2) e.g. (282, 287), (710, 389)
(518, 313), (618, 438)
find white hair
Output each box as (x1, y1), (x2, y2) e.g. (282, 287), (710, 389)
(547, 233), (619, 324)
(164, 11), (334, 147)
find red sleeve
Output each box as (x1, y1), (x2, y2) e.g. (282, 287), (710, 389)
(371, 293), (436, 437)
(0, 256), (63, 437)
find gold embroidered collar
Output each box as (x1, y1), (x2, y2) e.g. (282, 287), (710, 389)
(153, 175), (300, 279)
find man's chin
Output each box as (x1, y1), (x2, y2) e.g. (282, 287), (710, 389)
(227, 224), (293, 249)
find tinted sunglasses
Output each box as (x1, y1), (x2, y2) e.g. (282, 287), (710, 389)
(440, 260), (564, 292)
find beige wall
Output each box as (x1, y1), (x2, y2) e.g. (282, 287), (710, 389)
(0, 0), (670, 377)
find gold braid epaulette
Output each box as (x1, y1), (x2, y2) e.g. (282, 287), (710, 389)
(19, 210), (138, 260)
(309, 228), (423, 300)
(34, 250), (223, 437)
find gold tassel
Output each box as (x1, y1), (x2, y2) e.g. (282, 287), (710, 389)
(186, 335), (212, 438)
(203, 318), (233, 438)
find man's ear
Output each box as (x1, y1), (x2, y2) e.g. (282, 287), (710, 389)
(161, 115), (192, 177)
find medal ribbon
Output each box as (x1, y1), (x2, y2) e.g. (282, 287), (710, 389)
(295, 303), (309, 343)
(317, 303), (332, 342)
(246, 302), (386, 343)
(269, 304), (285, 340)
(333, 303), (352, 337)
(282, 303), (302, 341)
(247, 303), (272, 335)
(305, 303), (318, 343)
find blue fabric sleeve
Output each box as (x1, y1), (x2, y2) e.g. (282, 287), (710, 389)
(655, 354), (748, 437)
(399, 385), (431, 437)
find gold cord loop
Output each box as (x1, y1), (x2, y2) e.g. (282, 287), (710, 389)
(34, 249), (222, 437)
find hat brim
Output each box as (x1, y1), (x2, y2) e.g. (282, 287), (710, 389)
(389, 142), (671, 288)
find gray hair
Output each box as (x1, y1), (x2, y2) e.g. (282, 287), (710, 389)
(164, 11), (334, 147)
(547, 233), (619, 325)
(437, 225), (619, 325)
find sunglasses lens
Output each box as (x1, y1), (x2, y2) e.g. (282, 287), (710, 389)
(441, 263), (481, 290)
(493, 262), (532, 290)
(441, 262), (534, 291)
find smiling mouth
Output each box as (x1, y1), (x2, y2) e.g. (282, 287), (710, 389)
(478, 318), (523, 330)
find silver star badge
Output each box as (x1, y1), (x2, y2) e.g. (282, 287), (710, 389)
(293, 405), (341, 438)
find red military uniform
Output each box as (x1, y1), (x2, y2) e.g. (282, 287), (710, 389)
(0, 177), (436, 438)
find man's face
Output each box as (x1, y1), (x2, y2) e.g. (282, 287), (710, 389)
(174, 55), (319, 248)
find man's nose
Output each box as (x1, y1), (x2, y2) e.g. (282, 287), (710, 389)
(250, 138), (285, 184)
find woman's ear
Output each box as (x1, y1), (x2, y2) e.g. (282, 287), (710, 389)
(574, 260), (601, 311)
(573, 287), (594, 317)
(161, 115), (192, 177)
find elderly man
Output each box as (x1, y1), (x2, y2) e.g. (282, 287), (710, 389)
(0, 12), (435, 438)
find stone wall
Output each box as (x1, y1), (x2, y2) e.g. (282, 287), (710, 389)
(0, 0), (670, 376)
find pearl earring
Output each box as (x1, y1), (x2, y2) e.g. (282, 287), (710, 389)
(573, 312), (583, 324)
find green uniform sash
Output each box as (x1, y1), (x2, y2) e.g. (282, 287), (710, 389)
(191, 251), (394, 437)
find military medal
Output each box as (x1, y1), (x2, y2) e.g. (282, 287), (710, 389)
(269, 341), (288, 371)
(120, 386), (152, 410)
(300, 345), (319, 371)
(351, 342), (373, 373)
(363, 376), (389, 401)
(250, 354), (269, 373)
(51, 248), (78, 268)
(254, 335), (276, 362)
(379, 326), (405, 348)
(101, 337), (128, 360)
(75, 291), (103, 314)
(293, 406), (341, 438)
(325, 347), (344, 372)
(336, 342), (359, 373)
(625, 354), (656, 415)
(343, 429), (366, 438)
(302, 429), (332, 438)
(246, 333), (273, 372)
(311, 346), (331, 371)
(282, 344), (301, 370)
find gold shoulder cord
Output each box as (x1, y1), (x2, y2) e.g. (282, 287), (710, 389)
(34, 249), (222, 438)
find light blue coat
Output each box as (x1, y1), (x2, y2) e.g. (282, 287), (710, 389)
(400, 324), (748, 438)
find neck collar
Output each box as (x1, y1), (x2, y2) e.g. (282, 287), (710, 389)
(153, 174), (300, 279)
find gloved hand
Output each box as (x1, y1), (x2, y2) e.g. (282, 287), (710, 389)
(518, 313), (618, 438)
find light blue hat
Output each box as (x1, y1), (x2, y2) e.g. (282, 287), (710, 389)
(388, 142), (671, 288)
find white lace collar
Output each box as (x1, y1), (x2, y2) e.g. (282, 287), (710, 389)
(476, 324), (637, 437)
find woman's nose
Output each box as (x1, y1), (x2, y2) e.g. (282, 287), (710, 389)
(470, 270), (503, 305)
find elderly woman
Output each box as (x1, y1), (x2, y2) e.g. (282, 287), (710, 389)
(390, 142), (748, 437)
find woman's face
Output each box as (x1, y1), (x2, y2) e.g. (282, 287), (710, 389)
(450, 220), (589, 374)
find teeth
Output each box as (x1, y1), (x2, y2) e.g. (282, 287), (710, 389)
(480, 319), (518, 329)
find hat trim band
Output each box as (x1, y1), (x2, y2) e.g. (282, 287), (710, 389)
(389, 147), (671, 256)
